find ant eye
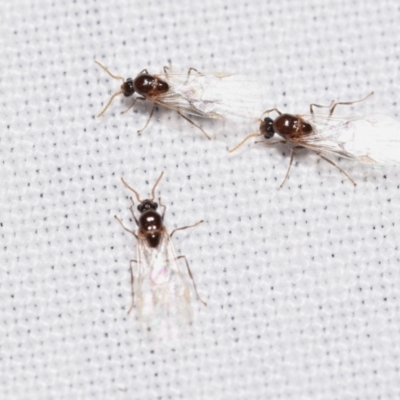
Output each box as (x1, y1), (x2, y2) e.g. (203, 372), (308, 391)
(137, 204), (143, 212)
(152, 202), (158, 210)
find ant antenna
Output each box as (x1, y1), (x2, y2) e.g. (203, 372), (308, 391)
(95, 60), (125, 117)
(151, 171), (164, 201)
(121, 178), (142, 203)
(121, 171), (164, 203)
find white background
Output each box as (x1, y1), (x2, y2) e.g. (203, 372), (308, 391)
(1, 0), (400, 399)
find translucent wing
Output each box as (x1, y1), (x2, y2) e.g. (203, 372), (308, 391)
(152, 72), (264, 121)
(134, 229), (193, 335)
(290, 114), (400, 165)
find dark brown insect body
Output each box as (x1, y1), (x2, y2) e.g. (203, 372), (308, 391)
(121, 74), (169, 99)
(230, 93), (375, 187)
(114, 172), (207, 315)
(137, 200), (164, 248)
(95, 61), (212, 139)
(261, 114), (313, 140)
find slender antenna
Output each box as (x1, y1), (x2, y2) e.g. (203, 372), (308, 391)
(121, 172), (164, 203)
(150, 171), (164, 201)
(228, 133), (262, 153)
(121, 177), (142, 203)
(95, 60), (125, 117)
(97, 89), (124, 117)
(328, 91), (374, 116)
(95, 60), (125, 82)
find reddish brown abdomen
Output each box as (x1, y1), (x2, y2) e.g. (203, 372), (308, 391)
(133, 74), (169, 98)
(139, 210), (163, 248)
(273, 114), (313, 139)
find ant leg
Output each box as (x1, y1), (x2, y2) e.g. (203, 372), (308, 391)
(185, 67), (203, 84)
(261, 108), (283, 118)
(176, 111), (211, 140)
(114, 215), (138, 239)
(177, 255), (207, 306)
(170, 220), (204, 238)
(120, 96), (146, 115)
(158, 197), (166, 220)
(128, 198), (139, 226)
(310, 92), (374, 116)
(163, 60), (173, 76)
(280, 146), (304, 188)
(254, 140), (286, 146)
(316, 153), (356, 186)
(137, 69), (149, 75)
(328, 92), (374, 116)
(127, 260), (137, 314)
(309, 100), (334, 116)
(163, 66), (169, 76)
(137, 102), (156, 134)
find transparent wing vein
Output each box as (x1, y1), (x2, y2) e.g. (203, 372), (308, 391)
(152, 72), (264, 121)
(292, 114), (400, 165)
(134, 231), (192, 333)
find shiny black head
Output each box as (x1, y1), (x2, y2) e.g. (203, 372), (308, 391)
(260, 117), (275, 139)
(121, 78), (135, 97)
(137, 200), (158, 213)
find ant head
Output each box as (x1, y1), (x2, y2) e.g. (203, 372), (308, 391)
(261, 117), (275, 139)
(121, 78), (135, 97)
(137, 200), (158, 213)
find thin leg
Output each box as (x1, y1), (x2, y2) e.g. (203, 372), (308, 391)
(114, 215), (138, 238)
(137, 68), (149, 75)
(177, 111), (211, 140)
(280, 146), (303, 188)
(177, 255), (207, 306)
(188, 67), (202, 76)
(158, 197), (166, 220)
(228, 133), (263, 153)
(170, 220), (204, 238)
(317, 153), (356, 186)
(163, 65), (170, 76)
(127, 260), (137, 314)
(120, 96), (146, 115)
(261, 108), (282, 117)
(309, 100), (334, 115)
(120, 98), (137, 115)
(128, 198), (139, 226)
(310, 92), (374, 116)
(255, 140), (286, 146)
(137, 102), (156, 134)
(185, 67), (203, 84)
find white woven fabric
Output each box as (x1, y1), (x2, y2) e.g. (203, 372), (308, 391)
(1, 0), (400, 399)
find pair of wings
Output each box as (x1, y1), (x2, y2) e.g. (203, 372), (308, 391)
(148, 72), (264, 122)
(133, 230), (193, 335)
(283, 114), (400, 165)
